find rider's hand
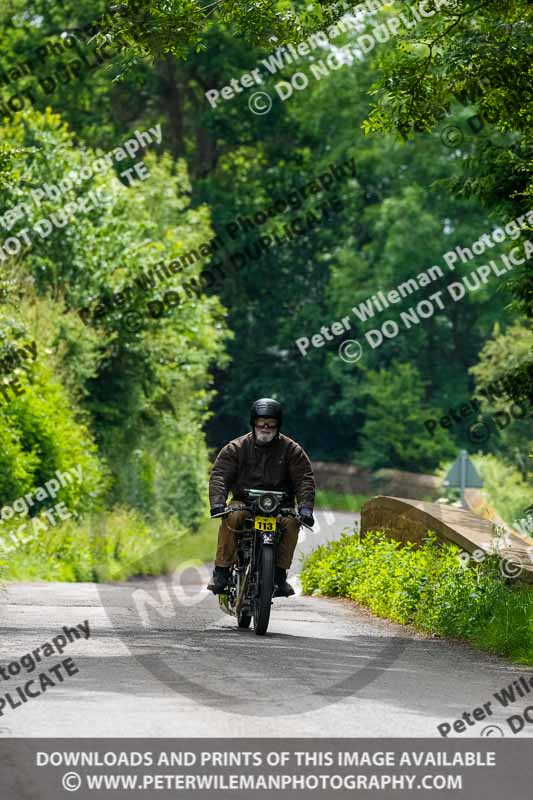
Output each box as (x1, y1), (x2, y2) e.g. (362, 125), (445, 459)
(299, 506), (315, 527)
(210, 504), (226, 517)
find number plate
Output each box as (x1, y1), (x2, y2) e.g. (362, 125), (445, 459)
(255, 516), (276, 531)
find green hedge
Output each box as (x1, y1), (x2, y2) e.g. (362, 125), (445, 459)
(301, 530), (533, 664)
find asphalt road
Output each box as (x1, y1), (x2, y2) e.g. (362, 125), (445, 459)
(0, 509), (531, 738)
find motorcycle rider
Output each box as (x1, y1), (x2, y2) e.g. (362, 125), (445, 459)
(207, 398), (315, 597)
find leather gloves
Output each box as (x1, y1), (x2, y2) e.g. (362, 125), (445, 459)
(299, 506), (315, 527)
(210, 504), (226, 517)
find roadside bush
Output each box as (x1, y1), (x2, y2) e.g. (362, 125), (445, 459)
(301, 530), (533, 664)
(4, 361), (106, 509)
(0, 292), (108, 514)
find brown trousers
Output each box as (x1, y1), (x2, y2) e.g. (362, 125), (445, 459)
(215, 503), (300, 570)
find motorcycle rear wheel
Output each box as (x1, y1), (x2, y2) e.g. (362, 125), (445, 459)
(253, 545), (274, 636)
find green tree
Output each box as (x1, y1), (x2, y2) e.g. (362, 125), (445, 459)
(470, 322), (533, 480)
(194, 25), (512, 464)
(1, 0), (526, 484)
(356, 362), (456, 470)
(0, 108), (229, 524)
(363, 0), (533, 412)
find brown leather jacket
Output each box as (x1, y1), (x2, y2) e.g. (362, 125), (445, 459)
(209, 432), (315, 508)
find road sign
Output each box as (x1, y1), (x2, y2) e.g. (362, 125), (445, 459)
(443, 450), (483, 507)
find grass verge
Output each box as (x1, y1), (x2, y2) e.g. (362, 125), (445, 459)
(315, 490), (370, 512)
(0, 509), (219, 582)
(301, 529), (533, 665)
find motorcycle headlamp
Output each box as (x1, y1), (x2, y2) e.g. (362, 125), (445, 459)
(257, 492), (279, 515)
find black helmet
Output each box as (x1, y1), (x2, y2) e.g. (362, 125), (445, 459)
(250, 398), (282, 428)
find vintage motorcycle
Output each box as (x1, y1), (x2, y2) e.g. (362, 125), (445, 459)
(214, 489), (308, 636)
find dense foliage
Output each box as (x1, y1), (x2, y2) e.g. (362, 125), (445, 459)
(302, 530), (533, 663)
(364, 0), (533, 417)
(0, 0), (530, 579)
(0, 104), (229, 520)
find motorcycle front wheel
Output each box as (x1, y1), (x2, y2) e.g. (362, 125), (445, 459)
(253, 544), (274, 636)
(237, 610), (252, 628)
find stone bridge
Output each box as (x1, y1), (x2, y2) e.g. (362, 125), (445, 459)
(361, 496), (533, 583)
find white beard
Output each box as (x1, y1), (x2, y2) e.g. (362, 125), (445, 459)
(256, 429), (276, 444)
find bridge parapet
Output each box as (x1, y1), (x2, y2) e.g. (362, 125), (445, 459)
(361, 496), (533, 583)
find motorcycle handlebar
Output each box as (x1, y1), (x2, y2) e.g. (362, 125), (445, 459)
(210, 506), (314, 530)
(284, 508), (314, 530)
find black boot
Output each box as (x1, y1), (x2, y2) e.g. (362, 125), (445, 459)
(207, 566), (230, 594)
(273, 567), (295, 598)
